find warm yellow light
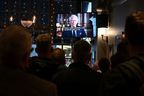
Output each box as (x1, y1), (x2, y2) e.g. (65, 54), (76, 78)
(21, 20), (33, 27)
(98, 27), (108, 37)
(32, 15), (36, 23)
(9, 16), (13, 22)
(96, 8), (103, 14)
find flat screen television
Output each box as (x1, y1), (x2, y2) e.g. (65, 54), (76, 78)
(54, 12), (96, 44)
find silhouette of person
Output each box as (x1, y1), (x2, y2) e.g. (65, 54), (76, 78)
(53, 40), (101, 96)
(0, 25), (57, 96)
(28, 33), (58, 81)
(52, 48), (67, 71)
(99, 11), (144, 96)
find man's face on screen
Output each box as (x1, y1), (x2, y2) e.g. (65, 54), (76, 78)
(69, 15), (78, 28)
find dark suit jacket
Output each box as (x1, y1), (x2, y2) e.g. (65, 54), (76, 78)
(0, 64), (57, 96)
(99, 55), (144, 96)
(53, 62), (101, 96)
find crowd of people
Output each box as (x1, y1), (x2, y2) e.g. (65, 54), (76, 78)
(0, 25), (57, 96)
(0, 11), (144, 96)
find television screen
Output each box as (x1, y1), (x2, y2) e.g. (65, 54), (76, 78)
(55, 12), (96, 43)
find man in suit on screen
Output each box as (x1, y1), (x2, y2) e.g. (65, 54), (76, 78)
(62, 15), (86, 38)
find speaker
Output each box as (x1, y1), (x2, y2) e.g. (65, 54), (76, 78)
(97, 14), (109, 28)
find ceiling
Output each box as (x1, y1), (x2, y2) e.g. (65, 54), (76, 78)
(0, 0), (114, 30)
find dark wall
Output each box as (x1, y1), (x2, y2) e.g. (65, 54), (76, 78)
(110, 0), (144, 34)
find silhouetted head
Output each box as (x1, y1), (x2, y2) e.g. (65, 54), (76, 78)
(72, 40), (91, 65)
(125, 11), (144, 46)
(0, 25), (32, 70)
(53, 48), (65, 65)
(35, 33), (53, 55)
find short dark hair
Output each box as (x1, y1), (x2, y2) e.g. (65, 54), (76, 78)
(124, 11), (144, 45)
(53, 48), (65, 65)
(72, 40), (91, 62)
(35, 33), (52, 52)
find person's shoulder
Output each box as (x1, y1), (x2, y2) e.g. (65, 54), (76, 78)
(0, 65), (57, 96)
(25, 72), (58, 96)
(110, 56), (144, 77)
(52, 67), (70, 77)
(23, 71), (57, 89)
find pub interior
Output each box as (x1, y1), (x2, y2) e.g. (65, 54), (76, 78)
(0, 0), (144, 96)
(0, 0), (143, 63)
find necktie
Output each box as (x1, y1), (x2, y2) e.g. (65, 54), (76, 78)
(72, 30), (75, 37)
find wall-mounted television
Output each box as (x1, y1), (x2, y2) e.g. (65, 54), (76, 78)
(54, 12), (96, 44)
